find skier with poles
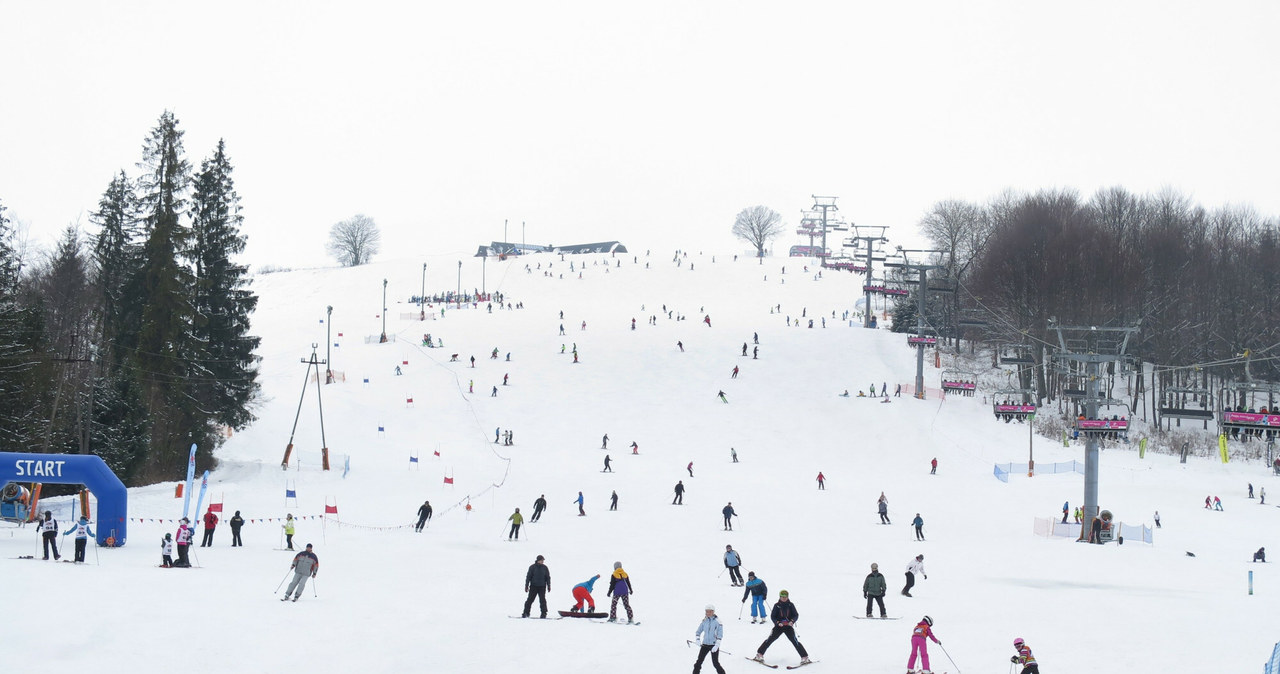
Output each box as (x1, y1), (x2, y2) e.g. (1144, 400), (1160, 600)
(878, 493), (891, 524)
(507, 508), (524, 540)
(531, 495), (547, 522)
(415, 501), (432, 532)
(174, 518), (193, 567)
(742, 571), (768, 623)
(912, 514), (925, 541)
(282, 514), (296, 551)
(160, 533), (174, 568)
(61, 516), (95, 563)
(751, 590), (812, 666)
(1011, 637), (1039, 674)
(692, 604), (727, 674)
(574, 492), (586, 516)
(722, 503), (737, 531)
(673, 480), (686, 505)
(724, 544), (744, 586)
(906, 615), (941, 673)
(281, 543), (319, 602)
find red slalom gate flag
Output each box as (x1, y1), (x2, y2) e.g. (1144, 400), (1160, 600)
(324, 504), (338, 514)
(433, 451), (440, 456)
(443, 476), (454, 485)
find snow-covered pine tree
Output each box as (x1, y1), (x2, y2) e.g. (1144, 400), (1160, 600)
(188, 139), (261, 432)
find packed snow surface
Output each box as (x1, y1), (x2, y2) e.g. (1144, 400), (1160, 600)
(5, 250), (1275, 673)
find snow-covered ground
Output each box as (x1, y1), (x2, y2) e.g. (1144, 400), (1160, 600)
(4, 250), (1275, 673)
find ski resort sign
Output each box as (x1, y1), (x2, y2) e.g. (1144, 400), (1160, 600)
(0, 452), (129, 546)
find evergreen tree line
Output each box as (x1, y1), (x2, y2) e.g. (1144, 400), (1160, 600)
(893, 187), (1280, 409)
(0, 111), (260, 486)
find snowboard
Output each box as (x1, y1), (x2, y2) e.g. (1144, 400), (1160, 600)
(558, 610), (608, 618)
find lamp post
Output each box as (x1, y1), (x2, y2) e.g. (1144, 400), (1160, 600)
(325, 305), (333, 383)
(420, 263), (427, 320)
(380, 280), (388, 343)
(457, 260), (462, 304)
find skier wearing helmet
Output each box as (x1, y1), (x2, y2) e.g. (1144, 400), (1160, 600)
(907, 615), (941, 674)
(692, 604), (726, 674)
(1011, 638), (1038, 674)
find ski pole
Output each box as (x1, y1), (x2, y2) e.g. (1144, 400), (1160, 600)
(274, 570), (292, 593)
(92, 537), (100, 566)
(938, 642), (961, 674)
(738, 601), (745, 620)
(312, 577), (318, 597)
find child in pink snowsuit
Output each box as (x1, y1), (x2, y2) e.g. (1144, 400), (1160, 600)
(908, 616), (940, 673)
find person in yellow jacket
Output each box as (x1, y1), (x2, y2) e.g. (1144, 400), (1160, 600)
(282, 514), (296, 550)
(508, 508), (524, 540)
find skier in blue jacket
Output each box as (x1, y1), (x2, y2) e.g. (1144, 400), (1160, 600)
(693, 605), (726, 674)
(62, 516), (95, 563)
(741, 572), (768, 623)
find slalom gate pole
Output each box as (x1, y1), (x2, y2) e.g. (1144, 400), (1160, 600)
(274, 570), (292, 593)
(939, 642), (961, 674)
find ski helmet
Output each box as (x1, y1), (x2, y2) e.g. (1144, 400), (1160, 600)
(1014, 638), (1025, 647)
(923, 616), (933, 626)
(706, 604), (716, 611)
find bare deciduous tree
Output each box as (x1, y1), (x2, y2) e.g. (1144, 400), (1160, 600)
(732, 206), (783, 260)
(326, 214), (381, 267)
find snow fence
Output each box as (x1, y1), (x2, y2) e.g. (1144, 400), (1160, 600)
(1032, 517), (1154, 544)
(993, 460), (1084, 482)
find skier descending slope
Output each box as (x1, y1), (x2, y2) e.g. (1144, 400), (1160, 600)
(751, 590), (812, 667)
(742, 572), (768, 623)
(692, 604), (727, 674)
(906, 615), (941, 673)
(1011, 637), (1039, 674)
(282, 544), (319, 602)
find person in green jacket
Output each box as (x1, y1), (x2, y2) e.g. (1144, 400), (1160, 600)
(508, 508), (524, 540)
(282, 514), (296, 550)
(863, 562), (888, 618)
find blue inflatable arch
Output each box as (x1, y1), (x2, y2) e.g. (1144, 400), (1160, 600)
(0, 452), (128, 547)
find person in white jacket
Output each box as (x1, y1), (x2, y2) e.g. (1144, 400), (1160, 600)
(61, 516), (95, 563)
(692, 604), (726, 674)
(161, 533), (175, 567)
(902, 554), (927, 597)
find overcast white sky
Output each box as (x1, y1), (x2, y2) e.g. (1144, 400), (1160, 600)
(2, 1), (1277, 269)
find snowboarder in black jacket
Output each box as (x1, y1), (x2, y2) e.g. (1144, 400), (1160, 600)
(522, 555), (551, 618)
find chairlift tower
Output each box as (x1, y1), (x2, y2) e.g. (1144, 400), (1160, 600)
(846, 224), (890, 328)
(1049, 321), (1140, 543)
(811, 196), (838, 266)
(895, 249), (945, 399)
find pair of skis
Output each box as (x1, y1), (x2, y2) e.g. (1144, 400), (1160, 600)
(747, 657), (818, 669)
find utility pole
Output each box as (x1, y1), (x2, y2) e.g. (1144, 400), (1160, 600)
(380, 279), (388, 343)
(420, 263), (427, 321)
(457, 260), (462, 304)
(482, 249), (487, 296)
(522, 221), (525, 254)
(811, 196), (838, 267)
(893, 249), (944, 398)
(504, 219), (508, 255)
(282, 343), (330, 470)
(325, 306), (334, 383)
(845, 225), (890, 328)
(1049, 321), (1140, 544)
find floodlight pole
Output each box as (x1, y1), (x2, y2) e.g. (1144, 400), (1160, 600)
(380, 279), (388, 343)
(325, 306), (334, 384)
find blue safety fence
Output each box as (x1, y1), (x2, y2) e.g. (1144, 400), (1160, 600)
(994, 460), (1085, 483)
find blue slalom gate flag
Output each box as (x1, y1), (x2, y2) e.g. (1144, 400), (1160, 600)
(285, 488), (297, 498)
(192, 470), (210, 525)
(181, 443), (197, 520)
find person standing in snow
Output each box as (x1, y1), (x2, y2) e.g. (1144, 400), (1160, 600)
(175, 518), (193, 567)
(160, 533), (174, 568)
(863, 563), (887, 618)
(692, 604), (727, 674)
(724, 544), (744, 585)
(610, 490), (619, 511)
(522, 554), (551, 618)
(1062, 501), (1069, 524)
(742, 571), (768, 623)
(673, 480), (685, 505)
(574, 492), (585, 516)
(688, 461), (695, 477)
(282, 543), (319, 601)
(570, 574), (600, 613)
(1011, 637), (1039, 674)
(907, 615), (941, 673)
(62, 516), (95, 563)
(751, 590), (811, 666)
(717, 390), (728, 403)
(607, 561), (635, 623)
(902, 554), (926, 596)
(816, 472), (825, 490)
(602, 434), (609, 449)
(731, 365), (739, 378)
(230, 510), (245, 546)
(282, 514), (297, 551)
(630, 441), (639, 455)
(722, 503), (737, 531)
(930, 457), (936, 474)
(508, 508), (523, 540)
(1153, 510), (1160, 528)
(201, 508), (218, 547)
(416, 501), (432, 532)
(878, 493), (891, 524)
(912, 514), (925, 541)
(731, 448), (738, 463)
(37, 511), (60, 561)
(531, 495), (547, 522)
(603, 454), (613, 472)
